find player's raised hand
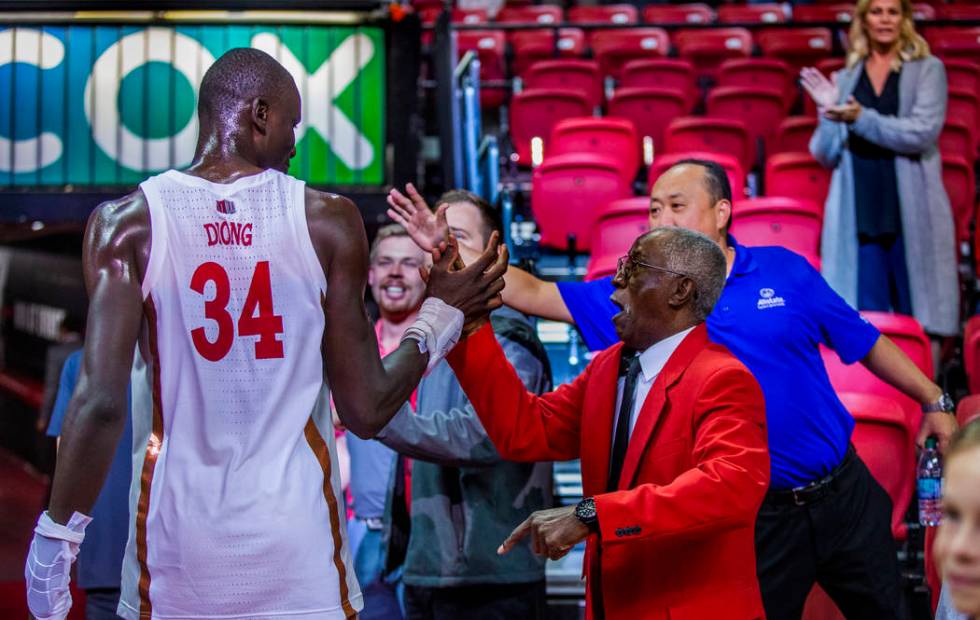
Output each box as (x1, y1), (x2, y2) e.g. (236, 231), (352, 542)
(386, 183), (449, 253)
(424, 232), (507, 324)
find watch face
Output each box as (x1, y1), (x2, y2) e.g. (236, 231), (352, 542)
(941, 393), (955, 412)
(576, 499), (596, 521)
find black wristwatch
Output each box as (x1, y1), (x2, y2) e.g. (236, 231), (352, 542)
(922, 393), (955, 415)
(575, 497), (598, 531)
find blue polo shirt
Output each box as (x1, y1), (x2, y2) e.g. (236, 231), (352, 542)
(47, 349), (132, 590)
(557, 237), (881, 490)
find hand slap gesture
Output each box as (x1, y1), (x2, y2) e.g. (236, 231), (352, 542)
(386, 183), (449, 253)
(423, 231), (508, 324)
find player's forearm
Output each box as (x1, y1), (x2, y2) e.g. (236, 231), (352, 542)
(334, 341), (427, 439)
(47, 393), (128, 524)
(862, 335), (942, 405)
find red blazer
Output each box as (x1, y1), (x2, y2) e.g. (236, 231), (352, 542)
(447, 322), (770, 620)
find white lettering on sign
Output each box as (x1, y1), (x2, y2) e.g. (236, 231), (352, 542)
(0, 28), (65, 173)
(13, 301), (67, 340)
(83, 28), (216, 172)
(251, 32), (375, 171)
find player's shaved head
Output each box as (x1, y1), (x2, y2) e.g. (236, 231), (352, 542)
(198, 48), (296, 124)
(194, 48), (301, 173)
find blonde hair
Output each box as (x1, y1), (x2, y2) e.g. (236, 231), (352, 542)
(846, 0), (930, 70)
(947, 418), (980, 466)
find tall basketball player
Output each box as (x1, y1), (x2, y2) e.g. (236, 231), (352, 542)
(24, 49), (507, 620)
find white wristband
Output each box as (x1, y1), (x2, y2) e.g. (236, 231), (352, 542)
(25, 511), (92, 620)
(402, 297), (465, 374)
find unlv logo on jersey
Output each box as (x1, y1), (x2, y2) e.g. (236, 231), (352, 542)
(216, 199), (236, 214)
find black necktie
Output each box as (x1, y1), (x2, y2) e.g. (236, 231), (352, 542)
(608, 349), (642, 492)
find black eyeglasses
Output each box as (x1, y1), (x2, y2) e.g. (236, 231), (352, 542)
(616, 255), (692, 280)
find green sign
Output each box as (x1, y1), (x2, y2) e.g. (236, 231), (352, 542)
(0, 23), (385, 186)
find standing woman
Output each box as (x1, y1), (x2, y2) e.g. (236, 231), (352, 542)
(802, 0), (958, 341)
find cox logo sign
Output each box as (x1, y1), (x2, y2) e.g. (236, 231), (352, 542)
(0, 24), (385, 185)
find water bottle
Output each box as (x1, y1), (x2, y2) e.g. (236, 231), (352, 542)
(918, 436), (943, 526)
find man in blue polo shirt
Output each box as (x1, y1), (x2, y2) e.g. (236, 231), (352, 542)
(387, 163), (958, 620)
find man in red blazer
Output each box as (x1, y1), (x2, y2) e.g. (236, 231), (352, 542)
(446, 226), (770, 619)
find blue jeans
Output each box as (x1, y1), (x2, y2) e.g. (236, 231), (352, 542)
(349, 519), (404, 620)
(858, 233), (913, 316)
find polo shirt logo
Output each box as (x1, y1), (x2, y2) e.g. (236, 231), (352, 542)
(757, 287), (786, 310)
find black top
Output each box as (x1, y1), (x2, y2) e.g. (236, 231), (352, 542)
(850, 66), (902, 238)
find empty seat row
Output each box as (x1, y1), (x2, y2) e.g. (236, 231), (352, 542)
(419, 2), (980, 26)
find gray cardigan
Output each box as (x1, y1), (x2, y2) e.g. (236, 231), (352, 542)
(809, 55), (958, 336)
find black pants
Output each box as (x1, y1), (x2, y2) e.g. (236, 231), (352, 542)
(755, 452), (908, 620)
(404, 580), (547, 620)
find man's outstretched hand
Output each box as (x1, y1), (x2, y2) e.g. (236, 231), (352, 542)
(387, 183), (449, 253)
(423, 232), (508, 327)
(499, 505), (590, 561)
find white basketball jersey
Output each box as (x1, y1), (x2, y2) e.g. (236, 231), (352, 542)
(119, 169), (361, 620)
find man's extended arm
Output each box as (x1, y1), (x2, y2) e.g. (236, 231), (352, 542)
(447, 322), (590, 463)
(48, 194), (147, 524)
(377, 334), (548, 467)
(307, 189), (506, 439)
(861, 335), (957, 450)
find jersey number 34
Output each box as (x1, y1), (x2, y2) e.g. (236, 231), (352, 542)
(190, 261), (285, 361)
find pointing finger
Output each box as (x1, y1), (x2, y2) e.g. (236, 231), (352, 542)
(499, 517), (532, 555)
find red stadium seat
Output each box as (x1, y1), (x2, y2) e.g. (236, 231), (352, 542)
(939, 4), (980, 20)
(511, 29), (587, 77)
(942, 154), (976, 243)
(821, 312), (934, 437)
(706, 85), (787, 148)
(649, 151), (746, 200)
(941, 119), (975, 163)
(674, 28), (753, 82)
(522, 59), (603, 110)
(843, 392), (916, 540)
(868, 312), (935, 378)
(765, 153), (831, 207)
(607, 87), (688, 155)
(793, 4), (854, 23)
(772, 116), (818, 155)
(717, 4), (786, 24)
(816, 58), (846, 76)
(591, 28), (670, 79)
(730, 197), (823, 260)
(568, 4), (638, 26)
(419, 7), (488, 26)
(944, 59), (980, 98)
(948, 87), (980, 148)
(531, 153), (633, 251)
(927, 27), (980, 63)
(497, 5), (563, 25)
(619, 59), (697, 110)
(912, 3), (937, 20)
(718, 58), (797, 111)
(586, 197), (651, 280)
(548, 117), (640, 184)
(957, 394), (980, 427)
(509, 89), (592, 165)
(966, 316), (980, 394)
(642, 3), (714, 25)
(757, 28), (834, 72)
(664, 116), (755, 174)
(455, 30), (508, 108)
